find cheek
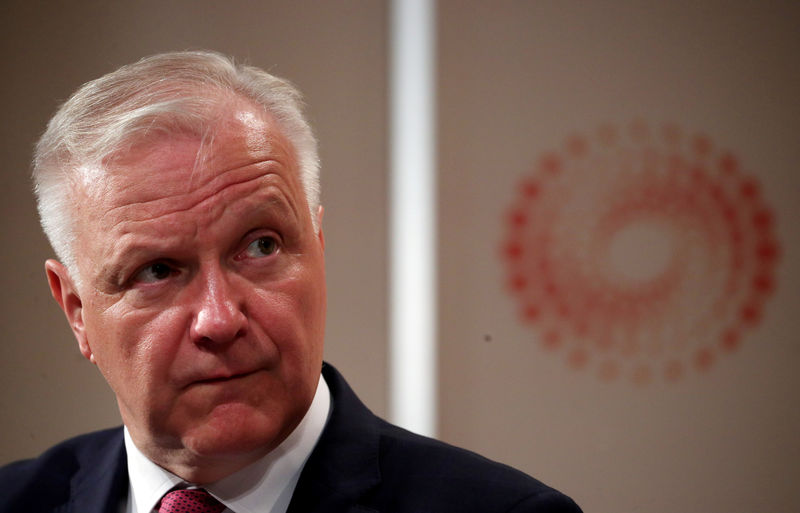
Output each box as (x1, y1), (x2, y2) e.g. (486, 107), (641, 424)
(87, 303), (186, 393)
(251, 278), (325, 365)
(250, 289), (311, 352)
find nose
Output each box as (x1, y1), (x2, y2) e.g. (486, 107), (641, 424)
(190, 266), (247, 348)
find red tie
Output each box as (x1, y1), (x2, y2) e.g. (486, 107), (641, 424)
(158, 489), (226, 513)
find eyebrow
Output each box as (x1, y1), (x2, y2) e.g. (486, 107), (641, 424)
(94, 235), (181, 291)
(258, 191), (299, 223)
(94, 186), (300, 290)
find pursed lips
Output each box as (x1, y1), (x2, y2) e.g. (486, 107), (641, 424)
(187, 368), (262, 387)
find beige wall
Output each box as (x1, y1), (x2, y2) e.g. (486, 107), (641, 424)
(0, 0), (387, 463)
(438, 1), (799, 512)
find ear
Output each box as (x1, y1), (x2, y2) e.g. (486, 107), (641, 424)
(316, 205), (325, 251)
(45, 259), (94, 364)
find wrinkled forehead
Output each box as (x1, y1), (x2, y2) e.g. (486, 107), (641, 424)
(72, 101), (298, 207)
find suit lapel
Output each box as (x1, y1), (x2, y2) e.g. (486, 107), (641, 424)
(287, 364), (382, 513)
(67, 428), (129, 513)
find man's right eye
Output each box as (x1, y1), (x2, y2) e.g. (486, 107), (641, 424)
(133, 262), (174, 284)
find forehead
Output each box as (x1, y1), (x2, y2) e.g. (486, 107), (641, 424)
(77, 102), (302, 217)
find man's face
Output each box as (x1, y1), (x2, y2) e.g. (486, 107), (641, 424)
(47, 99), (326, 482)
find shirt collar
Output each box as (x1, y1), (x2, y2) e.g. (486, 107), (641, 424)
(125, 373), (331, 513)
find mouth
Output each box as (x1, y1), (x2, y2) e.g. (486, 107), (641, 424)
(191, 369), (261, 386)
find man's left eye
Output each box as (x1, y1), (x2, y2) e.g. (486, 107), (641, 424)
(244, 236), (279, 258)
(133, 262), (175, 284)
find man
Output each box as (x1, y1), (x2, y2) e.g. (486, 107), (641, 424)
(1, 51), (581, 513)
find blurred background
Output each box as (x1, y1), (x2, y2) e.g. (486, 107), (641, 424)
(1, 1), (798, 512)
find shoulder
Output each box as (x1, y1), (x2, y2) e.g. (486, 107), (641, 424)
(370, 420), (582, 512)
(0, 427), (124, 511)
(315, 363), (581, 512)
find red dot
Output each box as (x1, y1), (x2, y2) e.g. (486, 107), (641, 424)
(522, 180), (541, 198)
(689, 164), (705, 180)
(539, 153), (562, 174)
(509, 275), (527, 291)
(740, 179), (760, 200)
(752, 273), (774, 295)
(566, 135), (588, 157)
(709, 184), (724, 201)
(504, 242), (523, 260)
(664, 360), (684, 381)
(509, 209), (527, 227)
(730, 227), (743, 245)
(539, 258), (551, 272)
(567, 348), (589, 369)
(739, 303), (762, 325)
(722, 205), (736, 223)
(756, 240), (780, 263)
(682, 191), (698, 208)
(695, 348), (714, 372)
(523, 305), (541, 321)
(720, 329), (740, 352)
(752, 208), (773, 230)
(692, 134), (712, 158)
(542, 330), (562, 350)
(719, 153), (738, 174)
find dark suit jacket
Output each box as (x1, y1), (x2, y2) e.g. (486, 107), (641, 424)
(1, 364), (581, 513)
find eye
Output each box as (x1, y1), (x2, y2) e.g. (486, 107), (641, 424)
(133, 262), (175, 284)
(244, 236), (279, 258)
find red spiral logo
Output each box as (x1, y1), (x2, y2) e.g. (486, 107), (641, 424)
(502, 121), (780, 384)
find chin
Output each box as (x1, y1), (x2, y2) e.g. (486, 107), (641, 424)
(181, 402), (297, 461)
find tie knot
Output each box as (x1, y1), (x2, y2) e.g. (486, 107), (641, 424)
(158, 488), (226, 513)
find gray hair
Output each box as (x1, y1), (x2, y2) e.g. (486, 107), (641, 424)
(32, 50), (320, 275)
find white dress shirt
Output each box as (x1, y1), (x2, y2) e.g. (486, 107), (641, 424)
(123, 374), (331, 513)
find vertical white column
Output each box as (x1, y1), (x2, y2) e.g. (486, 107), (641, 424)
(389, 0), (437, 437)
